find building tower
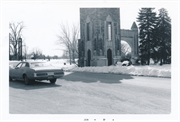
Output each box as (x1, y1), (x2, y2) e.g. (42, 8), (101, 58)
(130, 22), (139, 63)
(78, 8), (121, 66)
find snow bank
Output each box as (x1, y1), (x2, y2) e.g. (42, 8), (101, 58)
(70, 64), (171, 78)
(9, 59), (171, 78)
(48, 59), (77, 71)
(48, 59), (171, 78)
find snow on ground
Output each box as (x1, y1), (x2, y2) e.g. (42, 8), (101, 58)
(9, 59), (171, 78)
(48, 59), (77, 71)
(70, 63), (171, 78)
(9, 59), (77, 71)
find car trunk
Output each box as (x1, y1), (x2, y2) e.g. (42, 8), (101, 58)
(32, 66), (63, 72)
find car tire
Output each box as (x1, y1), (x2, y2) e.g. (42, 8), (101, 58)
(24, 75), (32, 85)
(50, 79), (56, 83)
(9, 76), (12, 81)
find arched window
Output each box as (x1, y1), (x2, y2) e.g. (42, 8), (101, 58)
(86, 16), (91, 41)
(108, 22), (112, 41)
(106, 15), (113, 41)
(87, 22), (90, 41)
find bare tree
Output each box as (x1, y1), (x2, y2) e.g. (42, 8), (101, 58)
(30, 47), (42, 60)
(22, 41), (28, 61)
(9, 22), (25, 60)
(121, 41), (131, 56)
(9, 39), (14, 56)
(56, 23), (79, 64)
(71, 24), (79, 63)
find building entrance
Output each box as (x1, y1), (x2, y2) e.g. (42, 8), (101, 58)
(87, 50), (91, 66)
(107, 49), (112, 66)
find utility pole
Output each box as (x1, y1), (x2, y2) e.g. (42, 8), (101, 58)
(18, 37), (22, 61)
(22, 44), (26, 61)
(9, 34), (11, 60)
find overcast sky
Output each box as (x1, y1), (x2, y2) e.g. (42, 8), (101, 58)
(2, 1), (176, 57)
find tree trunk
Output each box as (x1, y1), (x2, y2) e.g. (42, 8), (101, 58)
(14, 47), (18, 60)
(160, 58), (162, 65)
(72, 50), (75, 63)
(147, 12), (150, 65)
(147, 33), (150, 65)
(160, 49), (163, 65)
(141, 58), (143, 65)
(69, 50), (71, 65)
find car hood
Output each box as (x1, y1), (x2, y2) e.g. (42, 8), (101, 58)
(32, 66), (63, 72)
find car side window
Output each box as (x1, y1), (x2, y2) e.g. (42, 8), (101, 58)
(25, 63), (30, 67)
(16, 63), (22, 68)
(21, 63), (26, 68)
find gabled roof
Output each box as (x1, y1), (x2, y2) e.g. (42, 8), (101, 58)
(131, 22), (138, 29)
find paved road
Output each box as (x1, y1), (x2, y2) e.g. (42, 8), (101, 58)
(9, 72), (171, 114)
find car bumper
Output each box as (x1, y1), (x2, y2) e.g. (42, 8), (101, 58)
(29, 74), (64, 80)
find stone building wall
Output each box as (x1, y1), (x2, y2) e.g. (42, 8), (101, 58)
(79, 8), (121, 67)
(121, 22), (139, 63)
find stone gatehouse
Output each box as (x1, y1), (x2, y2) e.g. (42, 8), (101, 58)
(78, 8), (138, 67)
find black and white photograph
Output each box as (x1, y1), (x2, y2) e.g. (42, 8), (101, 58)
(0, 0), (179, 122)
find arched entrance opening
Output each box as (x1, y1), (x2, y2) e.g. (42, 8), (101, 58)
(87, 50), (91, 66)
(121, 40), (132, 60)
(107, 49), (112, 66)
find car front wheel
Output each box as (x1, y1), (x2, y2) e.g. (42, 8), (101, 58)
(50, 79), (56, 83)
(24, 75), (32, 85)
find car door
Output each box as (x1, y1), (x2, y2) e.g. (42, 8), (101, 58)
(17, 63), (26, 80)
(11, 62), (22, 79)
(13, 62), (23, 80)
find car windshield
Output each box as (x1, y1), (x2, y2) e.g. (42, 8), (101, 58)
(9, 61), (20, 68)
(30, 62), (52, 68)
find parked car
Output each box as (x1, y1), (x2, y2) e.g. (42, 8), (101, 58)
(122, 60), (132, 66)
(9, 61), (64, 85)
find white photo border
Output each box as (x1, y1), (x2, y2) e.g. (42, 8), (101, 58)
(0, 0), (179, 122)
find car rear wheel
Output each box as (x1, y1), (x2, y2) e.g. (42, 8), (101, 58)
(24, 75), (32, 85)
(50, 79), (56, 83)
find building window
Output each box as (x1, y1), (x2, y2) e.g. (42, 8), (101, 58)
(114, 23), (117, 35)
(87, 22), (90, 41)
(107, 22), (112, 41)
